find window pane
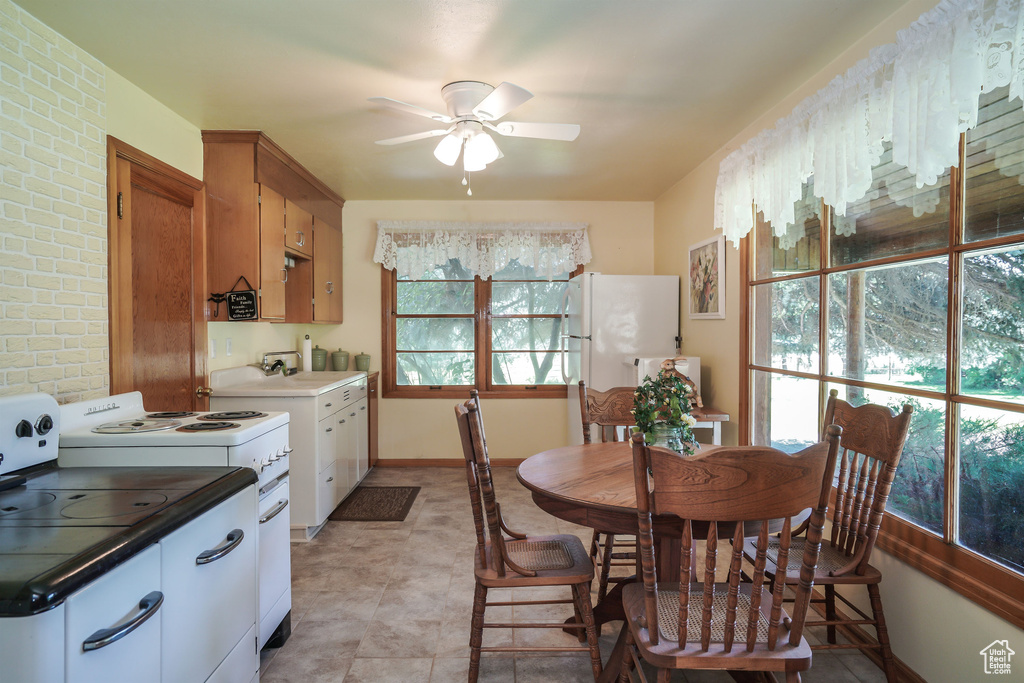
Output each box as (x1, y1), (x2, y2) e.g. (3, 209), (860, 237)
(961, 248), (1024, 406)
(750, 370), (819, 453)
(492, 281), (568, 315)
(396, 281), (474, 314)
(964, 87), (1024, 243)
(493, 258), (571, 281)
(399, 259), (473, 281)
(828, 384), (944, 535)
(752, 277), (820, 371)
(492, 318), (560, 351)
(492, 352), (562, 385)
(959, 404), (1024, 572)
(397, 352), (474, 385)
(396, 318), (473, 351)
(826, 259), (948, 390)
(754, 181), (821, 279)
(831, 143), (949, 266)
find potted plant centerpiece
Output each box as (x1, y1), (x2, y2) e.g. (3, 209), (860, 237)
(632, 369), (699, 455)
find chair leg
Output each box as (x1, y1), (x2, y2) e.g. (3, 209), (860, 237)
(656, 668), (672, 682)
(590, 529), (602, 561)
(573, 581), (603, 681)
(618, 627), (636, 683)
(825, 584), (837, 644)
(868, 583), (898, 683)
(469, 582), (487, 683)
(599, 533), (615, 602)
(784, 672), (802, 683)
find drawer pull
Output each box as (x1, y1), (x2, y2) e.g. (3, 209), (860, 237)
(360, 406), (366, 411)
(296, 230), (305, 247)
(325, 402), (333, 407)
(259, 499), (289, 525)
(339, 419), (346, 424)
(196, 529), (244, 565)
(326, 476), (334, 483)
(326, 427), (333, 432)
(83, 590), (163, 652)
(350, 412), (356, 417)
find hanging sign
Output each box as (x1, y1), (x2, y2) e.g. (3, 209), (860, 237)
(225, 276), (258, 321)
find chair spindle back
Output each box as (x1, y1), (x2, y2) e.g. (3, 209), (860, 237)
(630, 428), (841, 652)
(579, 381), (636, 444)
(455, 394), (508, 576)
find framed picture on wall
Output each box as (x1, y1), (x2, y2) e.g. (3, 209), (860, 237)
(688, 235), (725, 319)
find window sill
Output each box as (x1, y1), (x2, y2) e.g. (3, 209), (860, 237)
(876, 514), (1024, 630)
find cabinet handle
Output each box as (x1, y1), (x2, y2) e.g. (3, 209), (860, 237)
(325, 402), (332, 407)
(326, 476), (334, 482)
(83, 591), (163, 652)
(296, 230), (305, 247)
(281, 268), (288, 283)
(360, 406), (366, 411)
(259, 499), (289, 525)
(196, 529), (244, 565)
(339, 419), (346, 424)
(326, 281), (334, 294)
(326, 427), (332, 432)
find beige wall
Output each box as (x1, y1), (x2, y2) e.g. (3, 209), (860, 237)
(210, 201), (654, 464)
(651, 0), (1024, 677)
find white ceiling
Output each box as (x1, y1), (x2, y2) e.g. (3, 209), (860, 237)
(15, 0), (906, 202)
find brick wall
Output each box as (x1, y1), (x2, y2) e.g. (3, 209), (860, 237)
(0, 0), (108, 402)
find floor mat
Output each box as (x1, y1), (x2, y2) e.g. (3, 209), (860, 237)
(328, 486), (420, 522)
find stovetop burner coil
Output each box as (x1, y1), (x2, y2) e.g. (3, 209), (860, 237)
(198, 411), (267, 421)
(176, 421), (239, 432)
(146, 411), (197, 419)
(92, 419), (182, 434)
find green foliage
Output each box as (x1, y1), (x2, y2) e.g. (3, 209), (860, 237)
(632, 370), (697, 446)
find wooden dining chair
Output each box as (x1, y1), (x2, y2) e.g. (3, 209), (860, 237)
(580, 381), (640, 602)
(620, 429), (842, 683)
(744, 390), (913, 682)
(455, 393), (603, 683)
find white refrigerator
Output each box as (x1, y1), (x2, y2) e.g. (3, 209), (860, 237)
(560, 273), (680, 445)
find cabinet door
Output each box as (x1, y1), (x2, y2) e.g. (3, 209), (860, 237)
(65, 544), (161, 683)
(368, 373), (378, 468)
(317, 459), (339, 522)
(258, 186), (286, 320)
(354, 397), (369, 481)
(285, 199), (313, 257)
(313, 218), (342, 323)
(335, 409), (355, 501)
(160, 487), (258, 683)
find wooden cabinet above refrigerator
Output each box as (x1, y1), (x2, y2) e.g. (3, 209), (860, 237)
(202, 131), (344, 323)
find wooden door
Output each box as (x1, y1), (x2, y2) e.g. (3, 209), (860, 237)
(312, 217), (340, 322)
(258, 186), (286, 320)
(285, 199), (313, 257)
(107, 137), (208, 410)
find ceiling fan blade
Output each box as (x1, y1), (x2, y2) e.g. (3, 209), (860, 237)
(368, 96), (452, 123)
(491, 121), (580, 142)
(375, 128), (451, 146)
(472, 82), (533, 121)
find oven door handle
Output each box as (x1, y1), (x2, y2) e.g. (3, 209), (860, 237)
(196, 529), (244, 565)
(83, 590), (163, 652)
(259, 499), (289, 525)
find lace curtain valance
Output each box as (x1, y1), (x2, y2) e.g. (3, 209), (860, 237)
(715, 0), (1024, 245)
(373, 221), (592, 280)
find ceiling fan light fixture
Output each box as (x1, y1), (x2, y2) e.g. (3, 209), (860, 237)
(433, 133), (462, 166)
(464, 132), (500, 168)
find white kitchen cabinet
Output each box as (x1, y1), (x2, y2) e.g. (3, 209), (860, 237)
(161, 486), (258, 683)
(210, 369), (371, 541)
(65, 545), (162, 683)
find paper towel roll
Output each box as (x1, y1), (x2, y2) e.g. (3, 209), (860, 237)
(301, 336), (312, 372)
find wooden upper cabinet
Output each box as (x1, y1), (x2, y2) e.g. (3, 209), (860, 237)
(313, 217), (343, 323)
(259, 186), (287, 320)
(202, 131), (345, 324)
(285, 199), (313, 258)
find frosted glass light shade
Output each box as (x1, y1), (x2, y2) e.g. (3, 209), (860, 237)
(464, 132), (500, 169)
(433, 134), (463, 166)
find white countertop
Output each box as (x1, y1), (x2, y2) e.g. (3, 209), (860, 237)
(210, 366), (366, 397)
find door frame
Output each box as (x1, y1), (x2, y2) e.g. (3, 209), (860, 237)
(106, 136), (208, 407)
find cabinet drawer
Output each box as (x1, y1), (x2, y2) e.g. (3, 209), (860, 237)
(160, 486), (257, 683)
(65, 544), (161, 683)
(317, 387), (344, 417)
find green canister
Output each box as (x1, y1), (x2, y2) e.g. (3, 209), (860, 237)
(311, 345), (328, 371)
(331, 349), (349, 371)
(354, 352), (370, 371)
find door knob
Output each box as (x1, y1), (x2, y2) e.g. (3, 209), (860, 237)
(195, 386), (213, 398)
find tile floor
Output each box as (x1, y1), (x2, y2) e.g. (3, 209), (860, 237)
(259, 466), (888, 682)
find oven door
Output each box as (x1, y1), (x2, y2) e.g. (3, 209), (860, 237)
(259, 475), (291, 649)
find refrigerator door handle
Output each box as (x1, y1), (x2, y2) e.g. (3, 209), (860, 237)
(560, 287), (572, 383)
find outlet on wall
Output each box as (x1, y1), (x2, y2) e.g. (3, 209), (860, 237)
(209, 339), (216, 358)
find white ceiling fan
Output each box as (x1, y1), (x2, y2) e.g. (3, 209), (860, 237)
(369, 81), (580, 185)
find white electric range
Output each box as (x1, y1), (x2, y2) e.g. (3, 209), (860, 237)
(57, 391), (292, 650)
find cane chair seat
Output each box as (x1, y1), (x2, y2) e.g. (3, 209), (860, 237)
(764, 539), (883, 582)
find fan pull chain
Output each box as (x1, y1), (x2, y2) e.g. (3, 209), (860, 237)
(465, 171), (473, 196)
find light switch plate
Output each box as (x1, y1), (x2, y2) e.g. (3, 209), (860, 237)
(225, 338), (232, 356)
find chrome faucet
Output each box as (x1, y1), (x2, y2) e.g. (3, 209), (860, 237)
(253, 351), (302, 375)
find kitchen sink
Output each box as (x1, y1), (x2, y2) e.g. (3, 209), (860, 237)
(210, 366), (366, 397)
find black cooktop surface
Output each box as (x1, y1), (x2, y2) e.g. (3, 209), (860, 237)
(0, 465), (257, 616)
